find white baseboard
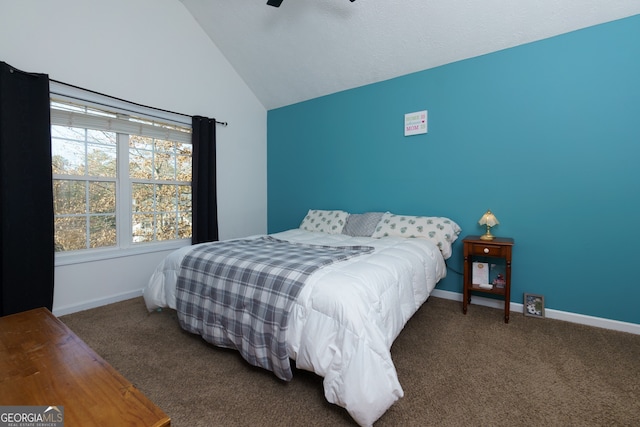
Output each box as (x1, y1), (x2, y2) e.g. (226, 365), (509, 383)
(52, 289), (144, 317)
(430, 289), (640, 336)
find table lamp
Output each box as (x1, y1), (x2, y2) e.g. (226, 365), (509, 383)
(478, 209), (499, 241)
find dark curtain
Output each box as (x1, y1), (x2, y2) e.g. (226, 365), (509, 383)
(191, 116), (219, 244)
(0, 62), (54, 316)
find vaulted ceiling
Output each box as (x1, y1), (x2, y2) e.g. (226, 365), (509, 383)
(180, 0), (640, 110)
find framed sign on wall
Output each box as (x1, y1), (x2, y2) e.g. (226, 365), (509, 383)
(404, 110), (427, 136)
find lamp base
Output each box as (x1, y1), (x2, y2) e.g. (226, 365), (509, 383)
(480, 232), (495, 241)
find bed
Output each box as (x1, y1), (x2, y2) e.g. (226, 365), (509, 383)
(143, 210), (460, 426)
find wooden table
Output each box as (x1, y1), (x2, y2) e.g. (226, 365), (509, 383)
(462, 235), (514, 323)
(0, 307), (170, 426)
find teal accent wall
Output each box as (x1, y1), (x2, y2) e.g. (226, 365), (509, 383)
(267, 15), (640, 324)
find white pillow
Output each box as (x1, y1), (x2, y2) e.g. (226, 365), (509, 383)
(299, 209), (349, 234)
(371, 212), (461, 259)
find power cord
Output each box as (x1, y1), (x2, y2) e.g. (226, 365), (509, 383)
(445, 260), (464, 276)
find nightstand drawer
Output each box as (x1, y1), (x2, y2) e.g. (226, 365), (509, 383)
(468, 243), (507, 257)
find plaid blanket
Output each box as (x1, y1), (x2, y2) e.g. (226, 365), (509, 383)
(175, 236), (374, 380)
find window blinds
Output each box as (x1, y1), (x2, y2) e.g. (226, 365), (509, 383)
(50, 101), (192, 144)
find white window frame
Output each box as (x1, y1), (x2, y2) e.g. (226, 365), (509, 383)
(51, 82), (193, 266)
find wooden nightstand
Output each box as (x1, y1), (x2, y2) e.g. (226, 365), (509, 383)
(462, 235), (514, 323)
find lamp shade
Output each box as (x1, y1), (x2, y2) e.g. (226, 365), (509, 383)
(478, 210), (499, 227)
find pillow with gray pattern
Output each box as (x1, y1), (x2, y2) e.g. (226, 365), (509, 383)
(371, 212), (461, 259)
(342, 212), (385, 237)
(299, 209), (349, 234)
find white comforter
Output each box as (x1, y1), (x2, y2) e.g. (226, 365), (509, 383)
(143, 229), (446, 426)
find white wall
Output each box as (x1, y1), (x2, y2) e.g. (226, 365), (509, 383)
(0, 0), (267, 315)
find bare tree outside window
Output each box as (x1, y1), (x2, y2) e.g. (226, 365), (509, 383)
(130, 136), (192, 243)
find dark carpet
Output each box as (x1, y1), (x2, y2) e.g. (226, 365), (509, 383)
(60, 296), (640, 426)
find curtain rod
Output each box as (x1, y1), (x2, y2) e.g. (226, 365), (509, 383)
(49, 79), (228, 127)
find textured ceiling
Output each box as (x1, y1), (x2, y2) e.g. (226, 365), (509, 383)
(180, 0), (640, 110)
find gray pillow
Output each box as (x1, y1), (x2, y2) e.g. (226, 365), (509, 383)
(342, 212), (385, 237)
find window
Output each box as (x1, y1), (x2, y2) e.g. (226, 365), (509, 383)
(50, 96), (192, 257)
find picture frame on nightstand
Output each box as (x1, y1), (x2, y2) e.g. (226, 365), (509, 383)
(524, 293), (545, 318)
